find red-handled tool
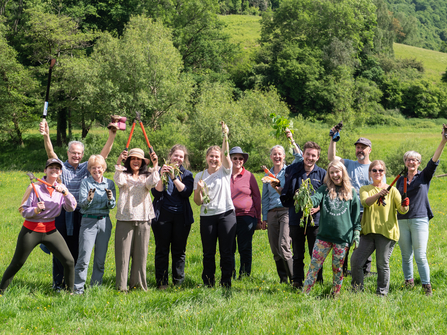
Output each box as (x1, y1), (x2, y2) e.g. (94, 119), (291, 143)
(26, 173), (44, 211)
(377, 167), (407, 206)
(125, 115), (137, 151)
(27, 172), (55, 189)
(136, 112), (154, 154)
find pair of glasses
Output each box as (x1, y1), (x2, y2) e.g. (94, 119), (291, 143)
(372, 169), (384, 173)
(232, 157), (244, 161)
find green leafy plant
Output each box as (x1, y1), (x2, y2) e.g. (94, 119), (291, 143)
(269, 113), (294, 144)
(160, 159), (183, 187)
(293, 178), (315, 233)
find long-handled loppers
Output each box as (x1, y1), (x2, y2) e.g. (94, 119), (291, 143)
(26, 172), (44, 211)
(377, 167), (407, 206)
(136, 112), (154, 154)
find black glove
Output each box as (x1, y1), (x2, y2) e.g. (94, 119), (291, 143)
(105, 188), (113, 200)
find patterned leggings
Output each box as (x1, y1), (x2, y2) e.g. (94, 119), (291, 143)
(303, 239), (348, 294)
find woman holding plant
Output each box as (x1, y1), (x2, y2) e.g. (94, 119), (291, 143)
(351, 160), (409, 296)
(261, 130), (303, 283)
(0, 158), (76, 293)
(395, 125), (447, 296)
(302, 160), (360, 296)
(151, 145), (194, 289)
(114, 148), (159, 292)
(194, 122), (236, 288)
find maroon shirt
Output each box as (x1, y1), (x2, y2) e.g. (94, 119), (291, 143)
(230, 168), (261, 223)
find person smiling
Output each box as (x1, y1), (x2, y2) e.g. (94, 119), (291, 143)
(114, 148), (159, 292)
(194, 123), (236, 288)
(152, 145), (193, 289)
(229, 146), (261, 279)
(302, 160), (360, 296)
(351, 160), (409, 296)
(280, 141), (326, 289)
(0, 158), (76, 293)
(74, 155), (116, 294)
(395, 126), (447, 296)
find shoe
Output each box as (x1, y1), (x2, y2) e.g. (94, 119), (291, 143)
(292, 282), (303, 290)
(404, 279), (415, 289)
(158, 285), (168, 290)
(422, 284), (432, 296)
(73, 290), (84, 295)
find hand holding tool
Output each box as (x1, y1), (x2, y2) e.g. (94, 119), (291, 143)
(329, 121), (343, 142)
(377, 167), (407, 206)
(26, 172), (44, 211)
(40, 59), (56, 134)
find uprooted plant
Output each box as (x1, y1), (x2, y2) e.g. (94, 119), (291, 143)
(293, 178), (315, 233)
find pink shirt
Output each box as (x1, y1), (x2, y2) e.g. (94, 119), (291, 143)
(230, 168), (261, 223)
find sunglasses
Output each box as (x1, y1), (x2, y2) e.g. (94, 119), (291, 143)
(232, 157), (244, 161)
(372, 169), (384, 173)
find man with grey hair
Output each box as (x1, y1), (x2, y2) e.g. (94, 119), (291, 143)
(39, 120), (117, 290)
(328, 129), (385, 277)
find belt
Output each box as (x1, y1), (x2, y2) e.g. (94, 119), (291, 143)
(83, 214), (109, 220)
(269, 207), (286, 212)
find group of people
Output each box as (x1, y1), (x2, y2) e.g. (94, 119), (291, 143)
(1, 120), (445, 298)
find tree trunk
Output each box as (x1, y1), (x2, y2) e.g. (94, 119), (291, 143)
(56, 108), (67, 146)
(81, 115), (90, 138)
(11, 112), (24, 146)
(68, 108), (72, 139)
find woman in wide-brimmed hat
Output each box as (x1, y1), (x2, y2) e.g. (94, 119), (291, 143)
(228, 146), (261, 279)
(114, 148), (159, 292)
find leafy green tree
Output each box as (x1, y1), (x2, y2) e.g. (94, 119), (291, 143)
(92, 16), (193, 129)
(0, 23), (38, 145)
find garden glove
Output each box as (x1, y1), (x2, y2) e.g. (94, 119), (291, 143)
(87, 188), (96, 202)
(105, 188), (113, 200)
(353, 230), (360, 250)
(401, 197), (410, 207)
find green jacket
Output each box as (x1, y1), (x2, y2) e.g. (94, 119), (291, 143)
(311, 185), (361, 245)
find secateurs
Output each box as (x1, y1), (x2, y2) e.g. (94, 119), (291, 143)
(376, 167), (407, 206)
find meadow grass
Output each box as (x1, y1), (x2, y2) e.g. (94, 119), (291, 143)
(220, 15), (261, 51)
(1, 159), (447, 334)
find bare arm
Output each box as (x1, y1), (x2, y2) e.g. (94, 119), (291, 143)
(99, 128), (117, 159)
(328, 129), (343, 163)
(432, 126), (447, 162)
(221, 123), (231, 170)
(194, 180), (204, 206)
(40, 120), (58, 159)
(285, 128), (302, 155)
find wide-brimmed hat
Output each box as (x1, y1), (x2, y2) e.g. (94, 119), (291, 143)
(127, 148), (150, 165)
(354, 137), (372, 148)
(45, 158), (63, 169)
(229, 146), (249, 164)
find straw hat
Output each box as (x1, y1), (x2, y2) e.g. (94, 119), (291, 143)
(127, 148), (150, 165)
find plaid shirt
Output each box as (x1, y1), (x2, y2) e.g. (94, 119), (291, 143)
(61, 160), (89, 201)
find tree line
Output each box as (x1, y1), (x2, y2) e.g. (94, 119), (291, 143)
(1, 0), (447, 171)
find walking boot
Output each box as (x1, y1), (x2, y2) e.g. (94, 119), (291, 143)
(275, 260), (288, 283)
(285, 258), (294, 284)
(422, 283), (433, 296)
(404, 279), (414, 289)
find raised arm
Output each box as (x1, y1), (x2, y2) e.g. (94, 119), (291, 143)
(40, 120), (58, 159)
(328, 128), (343, 163)
(285, 128), (302, 156)
(432, 126), (447, 163)
(221, 122), (231, 170)
(99, 128), (117, 159)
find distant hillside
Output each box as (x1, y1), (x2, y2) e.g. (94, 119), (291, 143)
(220, 15), (447, 83)
(385, 0), (447, 51)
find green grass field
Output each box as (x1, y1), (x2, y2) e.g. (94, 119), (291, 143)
(1, 122), (447, 333)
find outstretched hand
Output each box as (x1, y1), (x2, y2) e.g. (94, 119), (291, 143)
(88, 188), (96, 202)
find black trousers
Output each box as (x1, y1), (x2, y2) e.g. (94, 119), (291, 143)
(53, 208), (82, 288)
(289, 224), (323, 287)
(1, 226), (75, 292)
(151, 208), (191, 286)
(200, 210), (236, 287)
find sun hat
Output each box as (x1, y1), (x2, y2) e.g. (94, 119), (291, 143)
(45, 158), (63, 169)
(229, 146), (249, 164)
(127, 148), (150, 165)
(354, 137), (372, 148)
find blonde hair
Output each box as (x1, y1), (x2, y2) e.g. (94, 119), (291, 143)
(324, 159), (353, 201)
(87, 155), (107, 172)
(205, 145), (222, 168)
(168, 144), (190, 169)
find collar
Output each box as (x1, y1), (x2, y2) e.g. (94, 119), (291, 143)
(234, 166), (246, 177)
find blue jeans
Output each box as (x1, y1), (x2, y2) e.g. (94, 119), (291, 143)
(232, 215), (257, 277)
(398, 217), (430, 284)
(74, 216), (112, 293)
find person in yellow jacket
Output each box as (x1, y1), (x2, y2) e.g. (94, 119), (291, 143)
(351, 160), (409, 296)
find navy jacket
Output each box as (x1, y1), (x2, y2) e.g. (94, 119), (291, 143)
(280, 162), (326, 226)
(152, 165), (194, 225)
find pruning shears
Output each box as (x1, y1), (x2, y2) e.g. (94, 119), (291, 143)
(377, 167), (407, 206)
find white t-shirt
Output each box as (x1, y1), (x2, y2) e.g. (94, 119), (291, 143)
(194, 166), (234, 216)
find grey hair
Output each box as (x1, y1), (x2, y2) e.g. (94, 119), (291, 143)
(68, 141), (85, 152)
(269, 145), (286, 156)
(403, 151), (421, 164)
